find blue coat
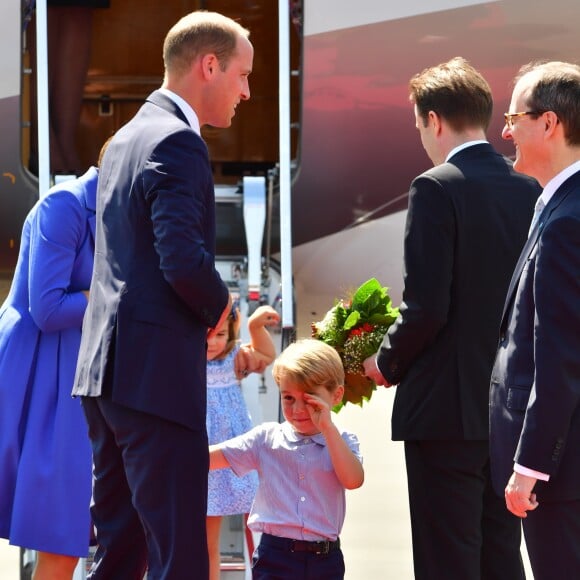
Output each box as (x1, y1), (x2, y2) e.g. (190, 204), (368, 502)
(0, 167), (97, 555)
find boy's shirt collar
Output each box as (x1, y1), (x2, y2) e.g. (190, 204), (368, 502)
(281, 421), (326, 446)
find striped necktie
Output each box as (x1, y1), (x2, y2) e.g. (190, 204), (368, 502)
(528, 198), (545, 236)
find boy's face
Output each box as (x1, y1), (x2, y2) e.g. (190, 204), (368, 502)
(279, 377), (342, 436)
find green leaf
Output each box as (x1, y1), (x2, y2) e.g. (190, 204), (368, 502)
(343, 311), (360, 330)
(311, 277), (400, 412)
(368, 312), (398, 325)
(351, 278), (382, 310)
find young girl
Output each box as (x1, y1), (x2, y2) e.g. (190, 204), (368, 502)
(206, 300), (280, 580)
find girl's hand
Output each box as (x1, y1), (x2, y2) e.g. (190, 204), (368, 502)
(243, 305), (279, 374)
(235, 346), (269, 379)
(248, 305), (280, 330)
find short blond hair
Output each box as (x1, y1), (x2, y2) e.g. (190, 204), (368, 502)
(272, 339), (344, 392)
(163, 10), (250, 76)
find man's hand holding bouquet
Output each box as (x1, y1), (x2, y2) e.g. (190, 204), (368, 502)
(311, 278), (399, 411)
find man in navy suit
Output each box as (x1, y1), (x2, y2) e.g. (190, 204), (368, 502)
(489, 61), (580, 580)
(364, 57), (540, 579)
(73, 12), (254, 579)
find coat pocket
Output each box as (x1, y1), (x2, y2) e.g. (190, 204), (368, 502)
(506, 386), (530, 412)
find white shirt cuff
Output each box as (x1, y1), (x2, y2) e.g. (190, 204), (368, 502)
(514, 463), (550, 481)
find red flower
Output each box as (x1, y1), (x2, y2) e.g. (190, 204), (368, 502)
(348, 322), (375, 338)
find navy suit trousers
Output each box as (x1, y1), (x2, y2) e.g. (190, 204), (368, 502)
(404, 440), (524, 580)
(252, 533), (345, 580)
(523, 498), (580, 580)
(81, 397), (209, 580)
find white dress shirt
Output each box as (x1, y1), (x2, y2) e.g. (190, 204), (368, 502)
(158, 87), (201, 136)
(445, 140), (489, 162)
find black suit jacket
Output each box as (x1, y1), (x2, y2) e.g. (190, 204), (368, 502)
(490, 169), (580, 501)
(73, 90), (229, 430)
(377, 143), (540, 440)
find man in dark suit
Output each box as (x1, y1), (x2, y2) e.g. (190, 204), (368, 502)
(489, 61), (580, 580)
(364, 57), (540, 579)
(72, 12), (254, 579)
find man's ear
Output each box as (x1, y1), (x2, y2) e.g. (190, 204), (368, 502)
(428, 110), (442, 135)
(201, 54), (218, 79)
(543, 111), (560, 138)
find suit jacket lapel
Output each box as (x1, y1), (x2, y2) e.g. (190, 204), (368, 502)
(500, 229), (540, 325)
(500, 171), (580, 326)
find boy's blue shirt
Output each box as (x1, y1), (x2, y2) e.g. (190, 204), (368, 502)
(221, 420), (362, 541)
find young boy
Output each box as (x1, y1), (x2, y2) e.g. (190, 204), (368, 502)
(209, 339), (364, 579)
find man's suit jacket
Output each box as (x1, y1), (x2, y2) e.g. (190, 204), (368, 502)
(490, 169), (580, 501)
(73, 90), (229, 430)
(376, 143), (540, 441)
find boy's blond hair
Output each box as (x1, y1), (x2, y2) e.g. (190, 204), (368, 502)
(272, 339), (344, 392)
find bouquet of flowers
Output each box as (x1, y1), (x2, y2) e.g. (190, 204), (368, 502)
(311, 278), (399, 411)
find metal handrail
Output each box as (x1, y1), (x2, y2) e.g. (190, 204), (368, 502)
(35, 0), (50, 197)
(278, 0), (294, 346)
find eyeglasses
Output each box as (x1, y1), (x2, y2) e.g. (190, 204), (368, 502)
(503, 111), (542, 129)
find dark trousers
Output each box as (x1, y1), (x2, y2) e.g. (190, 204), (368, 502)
(523, 497), (580, 580)
(404, 440), (524, 580)
(252, 533), (345, 580)
(82, 397), (209, 580)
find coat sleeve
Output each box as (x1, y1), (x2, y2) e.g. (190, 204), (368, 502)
(515, 213), (580, 475)
(376, 174), (455, 384)
(28, 190), (89, 333)
(142, 129), (229, 327)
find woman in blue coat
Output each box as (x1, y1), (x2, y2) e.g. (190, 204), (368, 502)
(0, 166), (98, 578)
